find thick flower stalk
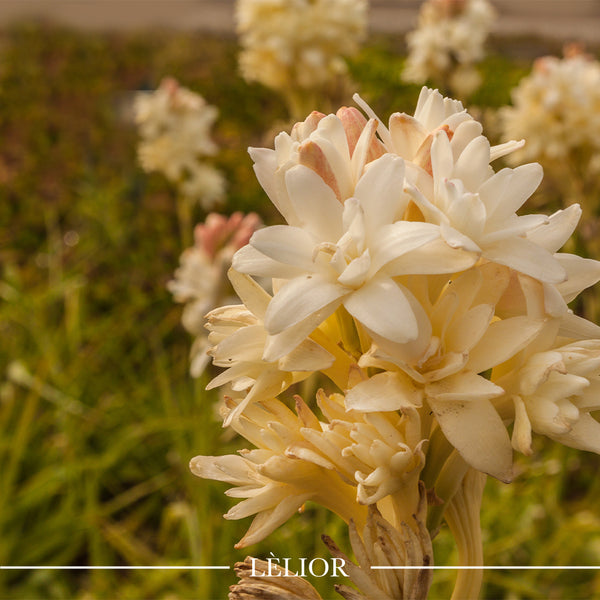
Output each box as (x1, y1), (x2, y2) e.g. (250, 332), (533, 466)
(403, 0), (496, 99)
(235, 0), (367, 118)
(168, 212), (261, 376)
(134, 77), (225, 220)
(499, 44), (600, 222)
(191, 88), (600, 599)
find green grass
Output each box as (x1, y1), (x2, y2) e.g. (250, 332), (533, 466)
(0, 23), (599, 600)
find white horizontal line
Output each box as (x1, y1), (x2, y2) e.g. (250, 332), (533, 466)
(0, 566), (230, 570)
(371, 565), (599, 570)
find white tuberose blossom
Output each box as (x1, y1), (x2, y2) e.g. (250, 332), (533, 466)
(403, 0), (496, 98)
(134, 77), (225, 208)
(235, 0), (367, 92)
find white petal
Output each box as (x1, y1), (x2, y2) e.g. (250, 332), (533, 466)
(549, 414), (600, 453)
(526, 204), (581, 252)
(285, 165), (343, 241)
(346, 371), (423, 412)
(343, 277), (419, 343)
(428, 396), (513, 482)
(445, 304), (494, 353)
(558, 313), (600, 339)
(453, 136), (491, 192)
(554, 254), (600, 302)
(249, 225), (316, 270)
(249, 147), (299, 226)
(388, 112), (427, 159)
(354, 154), (406, 239)
(467, 316), (545, 374)
(228, 269), (271, 320)
(483, 163), (543, 224)
(483, 237), (566, 284)
(265, 273), (347, 335)
(370, 221), (440, 274)
(278, 338), (334, 371)
(233, 244), (307, 279)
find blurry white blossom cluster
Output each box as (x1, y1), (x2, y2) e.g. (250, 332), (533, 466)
(135, 78), (225, 209)
(168, 212), (261, 376)
(500, 45), (600, 176)
(235, 0), (367, 116)
(403, 0), (496, 98)
(190, 87), (600, 599)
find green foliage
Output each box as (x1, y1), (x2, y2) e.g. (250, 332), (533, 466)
(0, 23), (599, 600)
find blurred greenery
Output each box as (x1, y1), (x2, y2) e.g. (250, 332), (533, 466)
(0, 23), (599, 600)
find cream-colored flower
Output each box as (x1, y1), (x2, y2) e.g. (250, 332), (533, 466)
(235, 0), (366, 91)
(496, 340), (600, 455)
(134, 77), (225, 207)
(190, 396), (365, 547)
(403, 0), (495, 98)
(500, 46), (600, 172)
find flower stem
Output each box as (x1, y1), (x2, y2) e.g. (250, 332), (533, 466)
(445, 468), (487, 600)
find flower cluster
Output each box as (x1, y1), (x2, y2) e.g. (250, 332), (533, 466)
(403, 0), (495, 98)
(500, 45), (600, 176)
(235, 0), (367, 116)
(134, 77), (225, 209)
(168, 212), (261, 376)
(192, 88), (600, 598)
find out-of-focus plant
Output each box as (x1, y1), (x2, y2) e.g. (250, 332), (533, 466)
(168, 212), (262, 377)
(188, 87), (600, 599)
(235, 0), (368, 120)
(403, 0), (496, 100)
(500, 45), (600, 219)
(134, 77), (226, 245)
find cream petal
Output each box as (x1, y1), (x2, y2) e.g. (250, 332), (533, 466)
(383, 238), (478, 276)
(233, 244), (307, 279)
(430, 131), (454, 181)
(249, 225), (316, 270)
(526, 205), (581, 252)
(338, 250), (371, 288)
(227, 269), (271, 320)
(369, 221), (440, 274)
(343, 278), (419, 344)
(555, 254), (600, 302)
(278, 338), (334, 372)
(249, 146), (299, 226)
(426, 371), (504, 402)
(264, 274), (347, 334)
(481, 214), (549, 244)
(483, 163), (543, 224)
(453, 136), (491, 192)
(388, 112), (427, 159)
(285, 165), (344, 241)
(428, 396), (513, 482)
(212, 324), (266, 362)
(549, 414), (600, 453)
(445, 304), (494, 353)
(346, 371), (423, 412)
(511, 396), (533, 455)
(354, 154), (407, 239)
(263, 298), (344, 361)
(489, 139), (525, 162)
(483, 237), (566, 284)
(189, 454), (253, 484)
(234, 495), (312, 548)
(467, 316), (545, 374)
(444, 186), (486, 240)
(450, 119), (483, 160)
(558, 313), (600, 339)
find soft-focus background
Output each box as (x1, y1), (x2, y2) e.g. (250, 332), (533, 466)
(1, 1), (600, 599)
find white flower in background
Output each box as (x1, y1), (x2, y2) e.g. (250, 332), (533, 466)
(500, 45), (600, 175)
(168, 212), (261, 376)
(134, 77), (225, 209)
(403, 0), (496, 98)
(235, 0), (367, 115)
